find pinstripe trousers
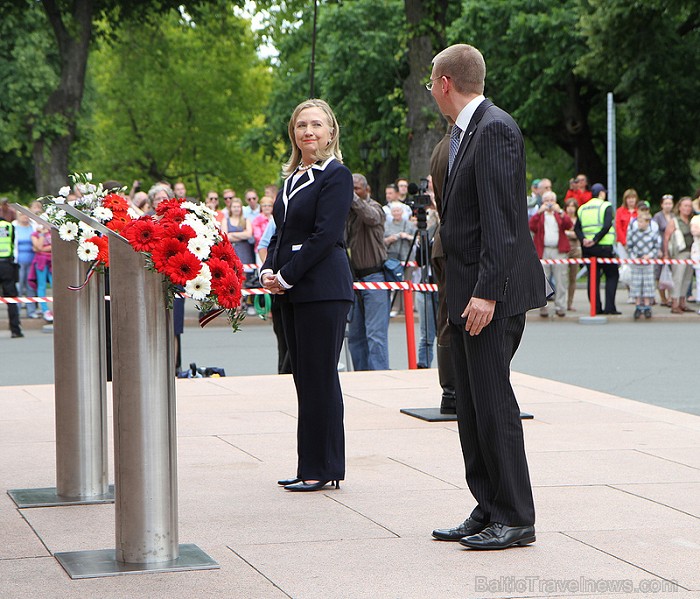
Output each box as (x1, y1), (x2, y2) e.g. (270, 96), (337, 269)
(450, 314), (535, 527)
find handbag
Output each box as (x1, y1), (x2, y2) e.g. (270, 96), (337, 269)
(383, 258), (404, 282)
(658, 264), (673, 291)
(619, 264), (632, 286)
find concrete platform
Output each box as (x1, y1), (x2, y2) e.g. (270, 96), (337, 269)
(1, 370), (699, 598)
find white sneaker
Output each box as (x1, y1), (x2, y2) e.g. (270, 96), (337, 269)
(246, 306), (257, 317)
(43, 310), (54, 323)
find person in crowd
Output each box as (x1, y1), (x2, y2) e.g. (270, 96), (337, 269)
(221, 188), (237, 221)
(428, 44), (545, 550)
(243, 188), (261, 221)
(529, 190), (572, 317)
(692, 188), (700, 215)
(252, 197), (274, 254)
(28, 200), (44, 217)
(627, 209), (660, 319)
(264, 184), (279, 199)
(1, 209), (23, 337)
(429, 125), (457, 413)
(131, 191), (151, 216)
(564, 198), (582, 311)
(664, 196), (694, 314)
(575, 183), (620, 315)
(653, 194), (675, 306)
(564, 173), (592, 206)
(31, 223), (53, 322)
(147, 183), (173, 212)
(226, 196), (257, 316)
(396, 177), (409, 201)
(261, 98), (353, 492)
(258, 219), (292, 374)
(382, 184), (411, 221)
(615, 188), (639, 260)
(13, 211), (37, 319)
(384, 201), (417, 317)
(526, 178), (541, 219)
(173, 181), (194, 201)
(0, 198), (17, 223)
(690, 213), (700, 313)
(346, 173), (390, 371)
(205, 190), (227, 230)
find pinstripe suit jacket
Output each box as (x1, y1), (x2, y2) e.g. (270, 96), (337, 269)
(440, 99), (546, 324)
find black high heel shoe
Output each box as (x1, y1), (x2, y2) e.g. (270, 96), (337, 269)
(278, 477), (301, 486)
(284, 480), (340, 492)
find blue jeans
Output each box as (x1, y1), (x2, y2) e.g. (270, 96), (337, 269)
(35, 265), (52, 313)
(415, 291), (436, 367)
(18, 262), (36, 316)
(347, 271), (390, 370)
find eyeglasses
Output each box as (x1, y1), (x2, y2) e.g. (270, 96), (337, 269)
(662, 194), (674, 201)
(223, 196), (234, 200)
(425, 75), (449, 91)
(246, 197), (258, 202)
(207, 196), (219, 201)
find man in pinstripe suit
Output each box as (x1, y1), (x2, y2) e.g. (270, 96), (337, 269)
(428, 44), (547, 550)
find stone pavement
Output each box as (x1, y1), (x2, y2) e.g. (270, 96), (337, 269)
(1, 370), (699, 598)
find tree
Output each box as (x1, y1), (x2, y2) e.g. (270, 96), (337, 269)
(1, 0), (238, 197)
(77, 5), (278, 197)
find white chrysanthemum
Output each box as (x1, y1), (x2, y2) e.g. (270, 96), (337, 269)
(77, 240), (99, 262)
(188, 237), (212, 260)
(183, 214), (209, 235)
(58, 222), (79, 241)
(201, 206), (217, 219)
(185, 275), (212, 301)
(77, 183), (87, 194)
(127, 206), (140, 219)
(181, 201), (198, 212)
(58, 186), (71, 197)
(93, 207), (113, 222)
(55, 209), (66, 220)
(54, 197), (65, 204)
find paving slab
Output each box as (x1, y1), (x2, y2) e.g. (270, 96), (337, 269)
(1, 369), (700, 598)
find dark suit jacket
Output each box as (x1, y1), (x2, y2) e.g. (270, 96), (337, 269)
(440, 99), (546, 324)
(429, 127), (450, 260)
(262, 157), (354, 303)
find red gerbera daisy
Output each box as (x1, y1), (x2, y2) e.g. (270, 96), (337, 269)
(122, 217), (162, 252)
(164, 223), (197, 244)
(102, 193), (129, 212)
(86, 235), (109, 267)
(206, 257), (231, 285)
(106, 211), (131, 233)
(166, 251), (202, 285)
(156, 198), (183, 215)
(159, 207), (188, 226)
(151, 238), (188, 272)
(213, 273), (243, 309)
(210, 240), (237, 265)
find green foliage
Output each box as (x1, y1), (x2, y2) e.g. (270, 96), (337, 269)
(74, 4), (279, 197)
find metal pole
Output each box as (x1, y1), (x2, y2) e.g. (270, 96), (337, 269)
(108, 233), (178, 564)
(8, 205), (112, 508)
(53, 232), (109, 499)
(607, 92), (617, 208)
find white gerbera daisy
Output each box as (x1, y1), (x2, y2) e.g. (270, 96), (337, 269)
(198, 263), (211, 281)
(58, 221), (79, 241)
(77, 240), (99, 262)
(188, 237), (212, 260)
(79, 222), (95, 237)
(185, 275), (212, 301)
(93, 207), (113, 222)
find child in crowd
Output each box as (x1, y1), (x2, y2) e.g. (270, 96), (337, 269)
(626, 210), (660, 319)
(690, 214), (700, 314)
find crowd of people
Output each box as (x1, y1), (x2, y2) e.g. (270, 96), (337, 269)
(527, 174), (700, 319)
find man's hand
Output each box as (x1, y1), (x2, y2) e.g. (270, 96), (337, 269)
(462, 297), (496, 336)
(261, 272), (285, 295)
(583, 239), (594, 248)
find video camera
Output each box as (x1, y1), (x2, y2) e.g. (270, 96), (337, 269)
(404, 178), (432, 212)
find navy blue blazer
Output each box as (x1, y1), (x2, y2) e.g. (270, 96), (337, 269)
(440, 99), (546, 324)
(262, 157), (354, 303)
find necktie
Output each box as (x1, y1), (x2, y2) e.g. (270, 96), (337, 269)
(448, 125), (462, 175)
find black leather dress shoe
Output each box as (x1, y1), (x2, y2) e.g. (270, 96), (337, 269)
(284, 480), (340, 492)
(432, 517), (487, 541)
(277, 477), (301, 486)
(459, 522), (535, 550)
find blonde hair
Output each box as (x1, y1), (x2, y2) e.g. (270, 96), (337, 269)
(229, 197), (245, 228)
(432, 44), (486, 95)
(282, 99), (343, 177)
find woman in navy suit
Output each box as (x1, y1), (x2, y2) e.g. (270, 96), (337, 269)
(260, 99), (354, 492)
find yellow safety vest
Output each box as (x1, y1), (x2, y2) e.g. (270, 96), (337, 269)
(0, 221), (13, 258)
(578, 199), (614, 245)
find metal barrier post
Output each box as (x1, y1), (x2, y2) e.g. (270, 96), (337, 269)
(579, 257), (607, 324)
(54, 209), (218, 578)
(8, 206), (112, 508)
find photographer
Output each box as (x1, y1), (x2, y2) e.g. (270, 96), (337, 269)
(529, 190), (572, 317)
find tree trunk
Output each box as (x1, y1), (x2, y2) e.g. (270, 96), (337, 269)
(33, 0), (93, 196)
(403, 0), (445, 182)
